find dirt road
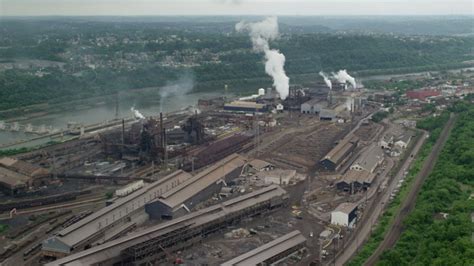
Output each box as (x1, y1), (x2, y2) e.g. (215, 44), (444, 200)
(364, 113), (456, 265)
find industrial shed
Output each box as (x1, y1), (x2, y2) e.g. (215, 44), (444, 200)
(145, 153), (247, 220)
(331, 202), (358, 227)
(42, 170), (192, 258)
(350, 144), (384, 173)
(301, 99), (327, 114)
(45, 185), (288, 266)
(336, 169), (376, 193)
(0, 157), (50, 194)
(320, 135), (359, 171)
(224, 101), (268, 113)
(319, 109), (337, 121)
(222, 230), (307, 266)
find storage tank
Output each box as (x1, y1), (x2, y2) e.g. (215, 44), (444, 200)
(258, 88), (265, 96)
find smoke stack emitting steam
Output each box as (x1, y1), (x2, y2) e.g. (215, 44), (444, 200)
(319, 71), (332, 90)
(236, 17), (289, 100)
(131, 107), (145, 120)
(332, 70), (356, 89)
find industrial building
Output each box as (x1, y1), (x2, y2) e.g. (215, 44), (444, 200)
(320, 135), (359, 171)
(42, 170), (192, 258)
(350, 144), (384, 173)
(301, 99), (327, 114)
(145, 153), (247, 220)
(319, 109), (337, 121)
(331, 202), (358, 227)
(248, 159), (274, 172)
(45, 185), (288, 266)
(0, 157), (50, 194)
(224, 101), (268, 113)
(256, 169), (297, 186)
(336, 169), (376, 193)
(221, 230), (307, 266)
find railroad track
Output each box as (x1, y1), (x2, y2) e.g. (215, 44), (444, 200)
(364, 113), (456, 265)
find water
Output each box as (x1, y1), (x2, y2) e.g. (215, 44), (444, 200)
(0, 91), (226, 148)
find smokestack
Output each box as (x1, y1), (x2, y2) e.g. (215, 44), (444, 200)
(121, 119), (125, 158)
(160, 112), (164, 149)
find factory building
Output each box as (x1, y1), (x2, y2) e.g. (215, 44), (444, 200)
(42, 170), (192, 258)
(331, 202), (358, 227)
(221, 230), (307, 266)
(350, 145), (384, 173)
(320, 135), (359, 171)
(256, 169), (297, 186)
(336, 169), (376, 193)
(145, 153), (247, 220)
(45, 185), (288, 266)
(248, 159), (274, 172)
(0, 157), (50, 195)
(224, 101), (268, 113)
(319, 109), (337, 121)
(301, 99), (327, 114)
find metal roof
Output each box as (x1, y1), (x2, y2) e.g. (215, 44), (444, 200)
(323, 135), (358, 165)
(158, 153), (246, 209)
(340, 169), (376, 184)
(221, 230), (306, 266)
(225, 101), (266, 109)
(0, 166), (29, 188)
(351, 144), (384, 173)
(45, 185), (287, 266)
(53, 170), (192, 248)
(334, 202), (358, 214)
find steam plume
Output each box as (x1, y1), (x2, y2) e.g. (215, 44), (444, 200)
(332, 70), (356, 89)
(131, 107), (145, 120)
(319, 71), (332, 90)
(159, 73), (195, 113)
(236, 17), (289, 100)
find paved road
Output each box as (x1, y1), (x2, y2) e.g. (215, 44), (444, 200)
(332, 128), (429, 266)
(364, 113), (456, 266)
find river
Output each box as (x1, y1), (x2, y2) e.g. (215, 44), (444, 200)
(0, 90), (226, 148)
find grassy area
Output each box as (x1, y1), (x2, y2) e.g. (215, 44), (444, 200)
(348, 113), (450, 266)
(0, 224), (8, 234)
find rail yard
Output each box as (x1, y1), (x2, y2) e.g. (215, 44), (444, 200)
(0, 81), (444, 266)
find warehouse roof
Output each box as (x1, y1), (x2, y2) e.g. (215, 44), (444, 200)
(248, 159), (273, 171)
(221, 230), (306, 266)
(158, 153), (246, 209)
(0, 166), (29, 189)
(53, 170), (192, 248)
(323, 135), (358, 165)
(45, 185), (287, 266)
(351, 144), (384, 172)
(0, 157), (49, 178)
(340, 169), (376, 185)
(224, 101), (266, 109)
(334, 202), (358, 214)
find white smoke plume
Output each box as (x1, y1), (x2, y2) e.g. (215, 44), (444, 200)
(332, 70), (356, 89)
(131, 107), (145, 120)
(236, 17), (289, 100)
(319, 71), (332, 90)
(159, 73), (195, 113)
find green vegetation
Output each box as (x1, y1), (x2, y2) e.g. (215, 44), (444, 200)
(377, 106), (474, 265)
(0, 147), (33, 157)
(105, 191), (114, 199)
(0, 224), (8, 234)
(348, 111), (450, 266)
(1, 18), (473, 111)
(371, 111), (389, 123)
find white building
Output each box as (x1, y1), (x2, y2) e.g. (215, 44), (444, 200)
(257, 169), (296, 186)
(331, 202), (358, 227)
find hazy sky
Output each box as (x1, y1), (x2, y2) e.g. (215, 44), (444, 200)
(1, 0), (473, 16)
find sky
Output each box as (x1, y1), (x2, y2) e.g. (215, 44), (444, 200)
(1, 0), (473, 16)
